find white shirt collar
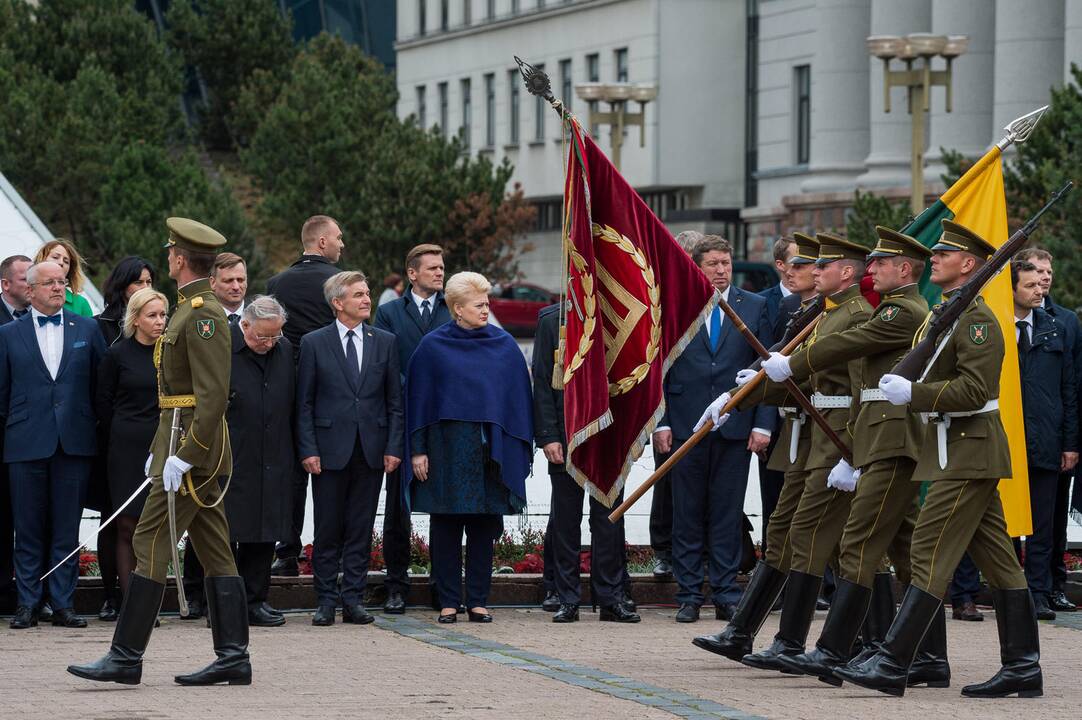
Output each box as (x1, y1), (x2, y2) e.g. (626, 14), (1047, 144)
(1016, 309), (1034, 326)
(0, 294), (19, 317)
(778, 282), (792, 298)
(336, 318), (363, 340)
(410, 289), (435, 311)
(30, 305), (62, 322)
(223, 300), (244, 317)
(720, 285), (731, 303)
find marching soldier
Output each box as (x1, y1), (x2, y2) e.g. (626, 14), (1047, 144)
(69, 218), (251, 687)
(770, 228), (946, 686)
(691, 232), (833, 661)
(836, 220), (1042, 698)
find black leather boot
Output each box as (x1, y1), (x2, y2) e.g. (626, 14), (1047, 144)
(846, 571), (896, 669)
(833, 584), (941, 696)
(742, 570), (821, 673)
(692, 561), (787, 662)
(908, 603), (950, 687)
(776, 577), (871, 685)
(961, 588), (1042, 698)
(174, 576), (252, 686)
(67, 574), (164, 685)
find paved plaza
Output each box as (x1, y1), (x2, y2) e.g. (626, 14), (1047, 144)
(2, 604), (1080, 720)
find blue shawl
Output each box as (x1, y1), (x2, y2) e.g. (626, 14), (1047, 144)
(403, 321), (533, 504)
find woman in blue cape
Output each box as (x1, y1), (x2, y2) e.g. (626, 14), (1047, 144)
(405, 271), (532, 624)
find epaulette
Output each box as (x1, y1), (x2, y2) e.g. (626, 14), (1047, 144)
(192, 296), (204, 308)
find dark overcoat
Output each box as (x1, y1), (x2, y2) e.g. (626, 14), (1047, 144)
(224, 324), (297, 542)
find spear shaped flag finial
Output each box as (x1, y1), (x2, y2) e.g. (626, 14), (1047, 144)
(996, 105), (1048, 150)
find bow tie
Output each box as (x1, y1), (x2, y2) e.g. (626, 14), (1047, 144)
(37, 314), (62, 327)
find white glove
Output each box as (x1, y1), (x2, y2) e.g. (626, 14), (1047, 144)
(879, 374), (912, 405)
(163, 455), (193, 493)
(694, 392), (731, 432)
(144, 454), (153, 477)
(735, 368), (757, 387)
(762, 352), (793, 382)
(827, 459), (859, 492)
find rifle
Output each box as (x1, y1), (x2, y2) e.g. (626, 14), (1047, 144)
(892, 181), (1073, 380)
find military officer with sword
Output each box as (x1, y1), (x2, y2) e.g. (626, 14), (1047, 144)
(68, 217), (251, 687)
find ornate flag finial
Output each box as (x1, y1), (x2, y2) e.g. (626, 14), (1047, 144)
(996, 105), (1048, 150)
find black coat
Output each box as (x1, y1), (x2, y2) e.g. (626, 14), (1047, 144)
(224, 324), (297, 543)
(531, 304), (565, 472)
(1019, 308), (1079, 471)
(266, 254), (339, 354)
(1044, 295), (1082, 445)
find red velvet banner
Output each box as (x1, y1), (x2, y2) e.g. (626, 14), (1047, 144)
(561, 119), (716, 507)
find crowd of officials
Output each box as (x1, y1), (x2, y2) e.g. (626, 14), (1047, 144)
(0, 217), (1077, 634)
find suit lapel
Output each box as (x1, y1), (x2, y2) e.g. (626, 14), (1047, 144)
(55, 312), (77, 379)
(328, 326), (360, 394)
(359, 326), (375, 389)
(403, 298), (424, 334)
(714, 293), (739, 354)
(18, 313), (52, 380)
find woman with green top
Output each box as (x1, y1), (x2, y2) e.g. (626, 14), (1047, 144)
(34, 238), (93, 316)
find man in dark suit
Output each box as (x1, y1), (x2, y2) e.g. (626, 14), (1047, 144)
(1017, 247), (1082, 613)
(1012, 260), (1078, 620)
(755, 236), (797, 566)
(533, 303), (639, 624)
(297, 271), (403, 626)
(653, 236), (775, 623)
(373, 243), (449, 613)
(266, 215), (342, 575)
(0, 254), (32, 608)
(0, 260), (106, 628)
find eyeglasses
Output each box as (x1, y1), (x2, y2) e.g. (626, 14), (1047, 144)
(30, 279), (67, 289)
(254, 333), (284, 343)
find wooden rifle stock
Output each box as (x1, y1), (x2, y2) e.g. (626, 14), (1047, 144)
(892, 181), (1074, 380)
(717, 297), (853, 464)
(607, 313), (823, 523)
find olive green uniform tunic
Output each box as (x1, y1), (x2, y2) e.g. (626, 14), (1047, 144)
(786, 283), (929, 587)
(132, 277), (237, 583)
(905, 294), (1025, 597)
(739, 285), (871, 574)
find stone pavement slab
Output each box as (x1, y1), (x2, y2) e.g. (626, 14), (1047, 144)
(1, 605), (1079, 720)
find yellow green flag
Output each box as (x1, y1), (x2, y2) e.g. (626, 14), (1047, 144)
(904, 146), (1030, 536)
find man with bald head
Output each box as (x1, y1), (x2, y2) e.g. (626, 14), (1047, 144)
(0, 260), (106, 629)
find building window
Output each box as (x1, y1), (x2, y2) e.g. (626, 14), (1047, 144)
(745, 0), (759, 208)
(794, 64), (810, 165)
(463, 0), (471, 24)
(418, 0), (426, 36)
(484, 73), (496, 147)
(586, 52), (600, 135)
(438, 81), (448, 138)
(512, 0), (520, 13)
(559, 58), (572, 111)
(416, 85), (427, 129)
(615, 47), (628, 82)
(533, 63), (546, 141)
(486, 0), (495, 19)
(440, 0), (449, 31)
(509, 69), (520, 144)
(460, 78), (472, 150)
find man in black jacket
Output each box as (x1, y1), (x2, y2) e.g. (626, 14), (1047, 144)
(1016, 247), (1082, 612)
(266, 216), (342, 575)
(532, 304), (639, 623)
(0, 255), (31, 609)
(373, 244), (449, 613)
(1012, 260), (1078, 620)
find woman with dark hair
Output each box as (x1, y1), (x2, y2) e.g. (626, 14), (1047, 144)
(96, 256), (155, 346)
(406, 271), (533, 624)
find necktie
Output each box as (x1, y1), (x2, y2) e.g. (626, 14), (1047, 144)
(228, 313), (240, 325)
(708, 306), (722, 353)
(13, 308), (28, 318)
(37, 314), (61, 327)
(344, 329), (362, 389)
(420, 299), (432, 330)
(1016, 320), (1030, 360)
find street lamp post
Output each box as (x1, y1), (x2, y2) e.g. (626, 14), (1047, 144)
(573, 82), (658, 172)
(866, 33), (969, 214)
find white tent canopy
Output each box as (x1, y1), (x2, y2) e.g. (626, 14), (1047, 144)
(0, 171), (103, 312)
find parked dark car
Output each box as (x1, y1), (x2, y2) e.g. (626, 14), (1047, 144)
(489, 282), (559, 337)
